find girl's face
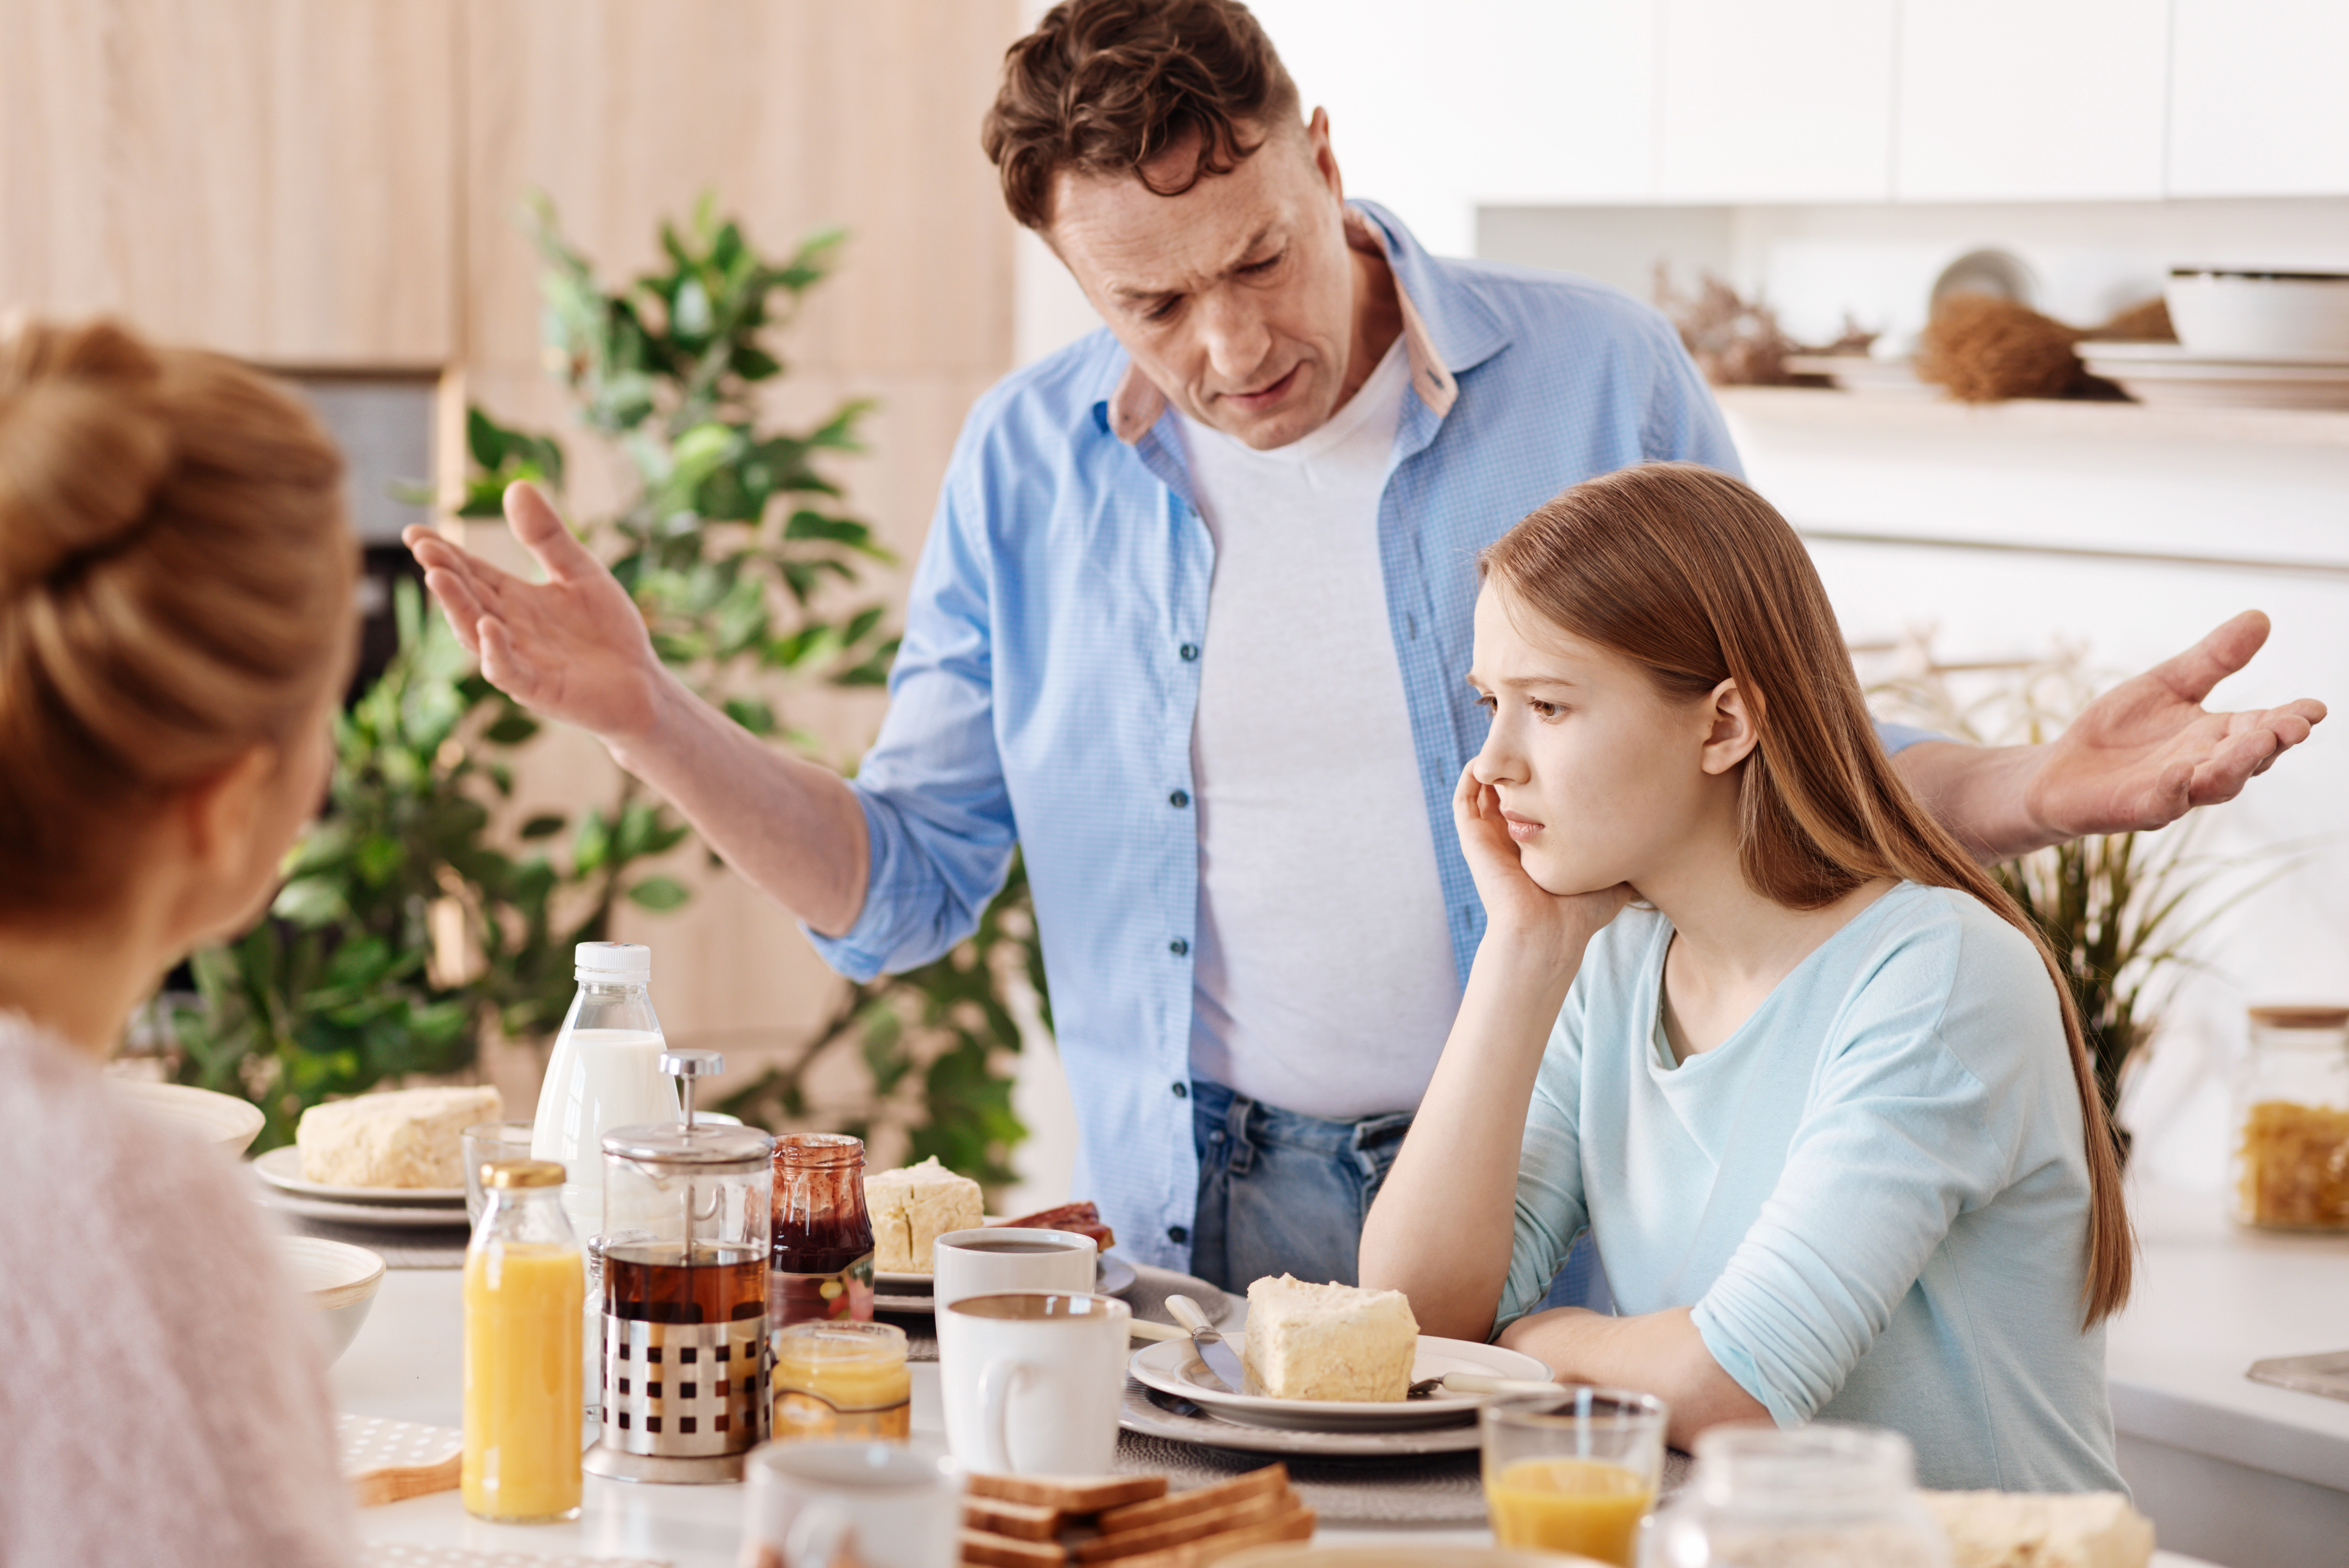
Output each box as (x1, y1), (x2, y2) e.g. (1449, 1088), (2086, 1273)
(1465, 584), (1744, 898)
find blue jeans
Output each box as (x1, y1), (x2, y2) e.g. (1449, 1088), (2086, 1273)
(1188, 1076), (1609, 1308)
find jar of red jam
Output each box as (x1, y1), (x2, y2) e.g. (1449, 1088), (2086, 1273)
(770, 1133), (877, 1329)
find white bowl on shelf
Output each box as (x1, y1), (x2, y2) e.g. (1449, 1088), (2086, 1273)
(2166, 269), (2349, 356)
(275, 1235), (386, 1363)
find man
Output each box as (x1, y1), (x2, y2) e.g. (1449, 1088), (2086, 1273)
(407, 0), (2321, 1290)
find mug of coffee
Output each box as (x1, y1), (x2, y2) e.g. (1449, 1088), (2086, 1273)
(937, 1291), (1131, 1475)
(738, 1440), (961, 1568)
(931, 1227), (1096, 1312)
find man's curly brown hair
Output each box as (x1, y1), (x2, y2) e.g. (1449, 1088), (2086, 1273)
(982, 0), (1301, 233)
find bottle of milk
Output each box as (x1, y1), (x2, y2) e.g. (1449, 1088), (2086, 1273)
(532, 941), (678, 1417)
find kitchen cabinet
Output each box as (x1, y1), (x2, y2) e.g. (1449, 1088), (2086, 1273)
(1656, 0), (1896, 202)
(1895, 0), (2168, 201)
(0, 0), (459, 367)
(2168, 0), (2349, 198)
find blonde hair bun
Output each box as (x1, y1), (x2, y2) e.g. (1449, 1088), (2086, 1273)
(0, 324), (173, 602)
(0, 317), (357, 918)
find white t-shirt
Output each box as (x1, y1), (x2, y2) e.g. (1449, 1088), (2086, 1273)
(1178, 340), (1461, 1121)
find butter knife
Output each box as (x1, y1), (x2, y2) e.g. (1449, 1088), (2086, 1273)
(1167, 1292), (1248, 1395)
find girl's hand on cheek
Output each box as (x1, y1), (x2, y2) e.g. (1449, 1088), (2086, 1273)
(1454, 765), (1631, 962)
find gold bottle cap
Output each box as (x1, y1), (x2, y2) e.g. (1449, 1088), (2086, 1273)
(481, 1158), (565, 1188)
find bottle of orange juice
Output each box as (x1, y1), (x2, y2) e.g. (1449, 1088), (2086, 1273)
(463, 1159), (584, 1522)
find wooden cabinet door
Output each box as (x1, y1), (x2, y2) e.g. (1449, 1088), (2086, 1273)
(1656, 0), (1896, 202)
(0, 0), (456, 367)
(2169, 0), (2349, 197)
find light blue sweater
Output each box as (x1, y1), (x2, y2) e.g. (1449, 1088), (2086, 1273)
(1495, 882), (2124, 1493)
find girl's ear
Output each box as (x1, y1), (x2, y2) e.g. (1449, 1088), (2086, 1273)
(1700, 678), (1761, 776)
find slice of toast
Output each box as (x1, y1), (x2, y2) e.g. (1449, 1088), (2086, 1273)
(960, 1527), (1069, 1568)
(1077, 1486), (1297, 1562)
(966, 1474), (1169, 1513)
(1093, 1466), (1288, 1536)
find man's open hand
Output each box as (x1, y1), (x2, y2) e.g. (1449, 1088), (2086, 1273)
(401, 481), (668, 744)
(2024, 610), (2324, 841)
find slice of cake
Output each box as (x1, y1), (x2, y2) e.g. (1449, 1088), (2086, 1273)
(1241, 1274), (1420, 1402)
(865, 1155), (984, 1274)
(1923, 1490), (2155, 1568)
(296, 1085), (501, 1189)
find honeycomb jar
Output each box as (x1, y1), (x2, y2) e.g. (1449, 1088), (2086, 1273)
(2231, 1005), (2349, 1233)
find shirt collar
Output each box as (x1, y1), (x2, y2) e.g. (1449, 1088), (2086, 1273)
(1100, 200), (1505, 447)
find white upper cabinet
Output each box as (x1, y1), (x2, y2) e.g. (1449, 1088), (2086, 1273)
(2168, 0), (2349, 197)
(1657, 0), (1896, 202)
(1895, 0), (2169, 200)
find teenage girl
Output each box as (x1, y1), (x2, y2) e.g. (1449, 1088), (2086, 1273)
(1359, 462), (2130, 1492)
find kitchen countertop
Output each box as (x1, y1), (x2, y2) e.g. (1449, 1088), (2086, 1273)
(2105, 1181), (2349, 1492)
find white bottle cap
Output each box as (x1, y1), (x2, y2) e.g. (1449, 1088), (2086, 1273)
(574, 941), (651, 983)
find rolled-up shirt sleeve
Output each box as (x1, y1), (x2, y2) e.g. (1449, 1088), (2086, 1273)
(1495, 994), (1594, 1332)
(1689, 980), (2013, 1427)
(804, 446), (1018, 982)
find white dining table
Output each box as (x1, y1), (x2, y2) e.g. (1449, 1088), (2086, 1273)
(333, 1269), (2223, 1567)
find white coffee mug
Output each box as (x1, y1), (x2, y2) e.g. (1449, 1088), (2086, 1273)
(932, 1227), (1096, 1312)
(937, 1291), (1131, 1475)
(738, 1440), (961, 1568)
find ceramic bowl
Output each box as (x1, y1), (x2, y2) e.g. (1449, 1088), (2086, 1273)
(2167, 269), (2349, 356)
(276, 1235), (386, 1363)
(110, 1079), (266, 1153)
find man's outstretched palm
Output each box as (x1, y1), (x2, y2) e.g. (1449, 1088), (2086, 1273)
(401, 481), (668, 744)
(2026, 610), (2325, 841)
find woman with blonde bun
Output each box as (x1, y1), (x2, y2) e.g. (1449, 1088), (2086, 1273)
(0, 319), (357, 1564)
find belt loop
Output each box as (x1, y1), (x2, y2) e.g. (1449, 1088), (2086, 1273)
(1223, 1093), (1258, 1176)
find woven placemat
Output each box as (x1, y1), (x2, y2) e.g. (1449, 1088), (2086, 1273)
(884, 1260), (1239, 1363)
(1116, 1431), (1488, 1523)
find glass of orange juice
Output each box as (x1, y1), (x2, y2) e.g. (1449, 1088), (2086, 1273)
(1481, 1387), (1668, 1566)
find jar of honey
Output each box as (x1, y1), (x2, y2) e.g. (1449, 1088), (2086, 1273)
(772, 1320), (912, 1443)
(2231, 1006), (2349, 1232)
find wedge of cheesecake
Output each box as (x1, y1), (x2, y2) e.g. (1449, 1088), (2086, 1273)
(865, 1155), (984, 1274)
(296, 1084), (501, 1189)
(1241, 1274), (1419, 1401)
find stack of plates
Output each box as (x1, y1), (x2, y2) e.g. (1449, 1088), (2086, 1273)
(250, 1146), (472, 1229)
(2076, 343), (2349, 410)
(1123, 1336), (1552, 1457)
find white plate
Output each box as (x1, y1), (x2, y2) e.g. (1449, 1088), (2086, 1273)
(1129, 1334), (1551, 1433)
(253, 1187), (475, 1229)
(1120, 1376), (1482, 1456)
(874, 1252), (1137, 1313)
(110, 1079), (267, 1152)
(251, 1144), (468, 1205)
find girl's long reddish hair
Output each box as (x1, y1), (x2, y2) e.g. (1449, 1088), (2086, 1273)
(1481, 461), (2131, 1326)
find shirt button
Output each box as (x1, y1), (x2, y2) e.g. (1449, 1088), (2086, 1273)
(1167, 1225), (1190, 1245)
(1169, 789), (1190, 809)
(1171, 1081), (1189, 1099)
(1169, 938), (1189, 957)
(1179, 643), (1199, 661)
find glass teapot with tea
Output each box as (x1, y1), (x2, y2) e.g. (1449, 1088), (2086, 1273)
(582, 1050), (776, 1485)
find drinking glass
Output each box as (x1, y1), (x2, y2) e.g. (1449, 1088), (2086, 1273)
(1480, 1386), (1668, 1567)
(463, 1121), (536, 1222)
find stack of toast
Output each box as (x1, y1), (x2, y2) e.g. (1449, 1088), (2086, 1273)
(960, 1465), (1312, 1568)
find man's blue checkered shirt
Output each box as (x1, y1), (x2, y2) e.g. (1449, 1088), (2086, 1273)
(809, 202), (1919, 1271)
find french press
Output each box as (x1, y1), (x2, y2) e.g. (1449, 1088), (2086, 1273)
(583, 1050), (777, 1484)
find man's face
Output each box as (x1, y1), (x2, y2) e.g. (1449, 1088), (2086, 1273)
(1049, 112), (1363, 451)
